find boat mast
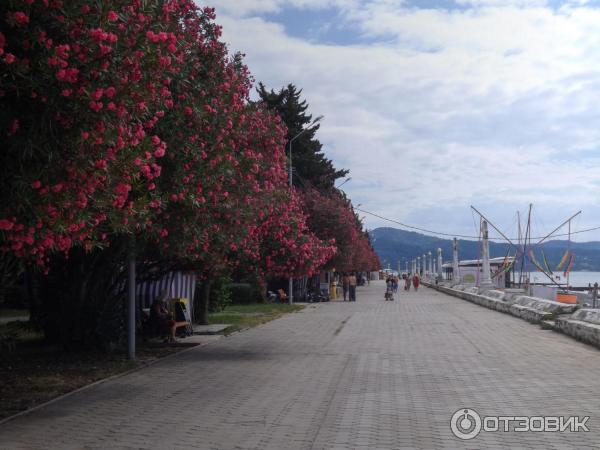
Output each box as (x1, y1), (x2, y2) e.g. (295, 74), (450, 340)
(519, 204), (532, 287)
(567, 219), (571, 288)
(517, 210), (521, 288)
(528, 205), (532, 287)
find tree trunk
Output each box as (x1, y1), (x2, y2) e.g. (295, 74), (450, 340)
(25, 266), (41, 328)
(198, 279), (212, 325)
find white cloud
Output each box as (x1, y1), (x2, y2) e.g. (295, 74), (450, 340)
(205, 0), (361, 17)
(454, 0), (548, 6)
(210, 1), (600, 240)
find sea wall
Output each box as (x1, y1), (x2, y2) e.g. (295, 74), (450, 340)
(425, 281), (578, 323)
(425, 280), (600, 351)
(555, 309), (600, 348)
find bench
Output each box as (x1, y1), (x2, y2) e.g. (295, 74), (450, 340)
(175, 321), (190, 331)
(140, 308), (192, 339)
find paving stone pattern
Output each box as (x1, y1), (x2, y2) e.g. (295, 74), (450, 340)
(2, 281), (600, 449)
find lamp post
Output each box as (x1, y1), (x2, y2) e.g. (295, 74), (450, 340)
(287, 115), (324, 304)
(336, 177), (352, 189)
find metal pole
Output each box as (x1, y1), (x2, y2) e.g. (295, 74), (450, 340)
(517, 211), (521, 288)
(289, 138), (293, 304)
(289, 138), (293, 188)
(535, 211), (581, 246)
(567, 220), (571, 288)
(470, 205), (517, 247)
(127, 235), (136, 360)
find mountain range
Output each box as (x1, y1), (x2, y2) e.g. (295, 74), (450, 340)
(370, 227), (600, 271)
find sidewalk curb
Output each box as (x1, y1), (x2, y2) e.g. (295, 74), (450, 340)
(0, 335), (222, 427)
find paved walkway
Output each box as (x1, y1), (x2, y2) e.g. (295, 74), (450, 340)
(2, 282), (600, 449)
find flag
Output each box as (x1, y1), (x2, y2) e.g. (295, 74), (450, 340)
(493, 252), (511, 279)
(528, 250), (544, 272)
(564, 253), (574, 278)
(501, 253), (509, 270)
(541, 249), (553, 275)
(556, 250), (570, 270)
(503, 256), (515, 273)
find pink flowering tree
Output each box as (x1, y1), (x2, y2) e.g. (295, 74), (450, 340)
(0, 1), (337, 343)
(0, 0), (196, 346)
(145, 24), (335, 320)
(302, 188), (380, 273)
(0, 1), (191, 266)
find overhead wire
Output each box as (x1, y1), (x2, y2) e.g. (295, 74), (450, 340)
(354, 206), (600, 241)
(286, 168), (600, 241)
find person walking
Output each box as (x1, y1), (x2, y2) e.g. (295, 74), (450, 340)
(348, 273), (357, 301)
(405, 273), (411, 291)
(412, 273), (420, 292)
(342, 273), (350, 301)
(385, 276), (394, 301)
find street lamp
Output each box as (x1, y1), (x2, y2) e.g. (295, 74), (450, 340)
(288, 114), (324, 304)
(336, 177), (351, 189)
(289, 115), (323, 188)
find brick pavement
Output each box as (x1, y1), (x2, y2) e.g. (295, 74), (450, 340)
(2, 281), (600, 449)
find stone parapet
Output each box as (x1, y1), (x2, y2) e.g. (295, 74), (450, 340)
(509, 295), (578, 323)
(555, 309), (600, 348)
(424, 282), (579, 323)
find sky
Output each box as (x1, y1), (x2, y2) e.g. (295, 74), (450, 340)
(206, 0), (600, 242)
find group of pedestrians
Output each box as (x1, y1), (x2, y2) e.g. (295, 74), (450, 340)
(341, 273), (358, 302)
(404, 272), (420, 291)
(384, 272), (421, 301)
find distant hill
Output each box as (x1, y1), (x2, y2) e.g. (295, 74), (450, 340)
(370, 227), (600, 271)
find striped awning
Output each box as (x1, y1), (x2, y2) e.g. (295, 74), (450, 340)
(137, 271), (197, 318)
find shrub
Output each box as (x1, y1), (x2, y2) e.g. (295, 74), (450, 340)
(229, 283), (263, 305)
(209, 276), (232, 313)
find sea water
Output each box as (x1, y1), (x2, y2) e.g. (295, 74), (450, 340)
(527, 271), (600, 288)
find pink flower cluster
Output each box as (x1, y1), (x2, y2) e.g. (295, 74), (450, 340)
(0, 0), (339, 279)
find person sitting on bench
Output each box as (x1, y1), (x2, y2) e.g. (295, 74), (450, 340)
(149, 298), (177, 343)
(277, 288), (288, 302)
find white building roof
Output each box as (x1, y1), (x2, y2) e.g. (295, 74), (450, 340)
(442, 256), (514, 268)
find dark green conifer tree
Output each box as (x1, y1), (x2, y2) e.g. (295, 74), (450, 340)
(256, 83), (348, 190)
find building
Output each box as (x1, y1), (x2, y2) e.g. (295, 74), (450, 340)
(442, 257), (514, 288)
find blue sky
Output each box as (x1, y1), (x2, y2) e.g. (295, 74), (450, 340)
(208, 0), (600, 242)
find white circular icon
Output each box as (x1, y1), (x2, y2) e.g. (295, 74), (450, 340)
(450, 408), (482, 440)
